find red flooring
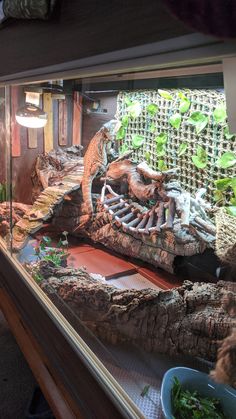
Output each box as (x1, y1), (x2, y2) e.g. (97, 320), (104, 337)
(66, 240), (182, 288)
(34, 232), (182, 289)
(68, 246), (137, 279)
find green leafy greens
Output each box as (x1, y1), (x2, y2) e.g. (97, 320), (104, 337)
(172, 377), (228, 419)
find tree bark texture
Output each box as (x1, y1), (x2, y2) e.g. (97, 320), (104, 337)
(39, 263), (236, 361)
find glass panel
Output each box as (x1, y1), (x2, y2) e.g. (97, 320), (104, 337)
(4, 70), (236, 418)
(0, 86), (11, 250)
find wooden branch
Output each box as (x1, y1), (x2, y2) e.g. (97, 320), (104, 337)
(137, 161), (178, 181)
(156, 202), (166, 232)
(193, 215), (216, 236)
(39, 263), (236, 361)
(175, 192), (191, 227)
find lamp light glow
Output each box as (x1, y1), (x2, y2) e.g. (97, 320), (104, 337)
(16, 91), (48, 128)
(16, 104), (47, 128)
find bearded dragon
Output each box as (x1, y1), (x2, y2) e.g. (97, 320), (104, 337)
(80, 120), (119, 227)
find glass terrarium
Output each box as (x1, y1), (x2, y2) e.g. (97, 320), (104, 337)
(0, 64), (235, 418)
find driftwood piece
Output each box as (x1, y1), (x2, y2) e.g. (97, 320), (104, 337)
(106, 159), (160, 201)
(105, 159), (215, 242)
(39, 263), (235, 361)
(0, 201), (32, 237)
(31, 146), (83, 200)
(137, 161), (178, 181)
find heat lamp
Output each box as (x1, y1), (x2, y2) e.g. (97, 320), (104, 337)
(16, 90), (47, 129)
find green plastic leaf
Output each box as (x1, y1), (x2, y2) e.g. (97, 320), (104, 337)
(196, 146), (207, 160)
(145, 151), (151, 163)
(120, 144), (129, 155)
(188, 111), (208, 134)
(127, 101), (142, 119)
(178, 143), (188, 156)
(179, 99), (190, 114)
(116, 126), (126, 140)
(192, 147), (208, 169)
(230, 197), (236, 205)
(214, 178), (232, 191)
(158, 89), (173, 100)
(231, 178), (236, 196)
(217, 152), (236, 169)
(213, 104), (227, 124)
(224, 125), (235, 140)
(226, 206), (236, 217)
(149, 123), (156, 133)
(214, 190), (224, 202)
(146, 103), (158, 116)
(155, 132), (167, 144)
(169, 113), (181, 129)
(124, 97), (132, 106)
(156, 143), (165, 157)
(121, 115), (129, 127)
(192, 156), (208, 169)
(132, 134), (145, 149)
(178, 92), (187, 100)
(157, 160), (167, 171)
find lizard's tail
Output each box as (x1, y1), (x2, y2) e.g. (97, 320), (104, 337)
(81, 177), (93, 219)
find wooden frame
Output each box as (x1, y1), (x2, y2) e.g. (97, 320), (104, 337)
(0, 33), (235, 416)
(0, 242), (142, 418)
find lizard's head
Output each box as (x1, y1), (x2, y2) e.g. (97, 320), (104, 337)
(102, 119), (121, 141)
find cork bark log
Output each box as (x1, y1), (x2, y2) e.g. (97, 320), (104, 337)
(39, 263), (236, 361)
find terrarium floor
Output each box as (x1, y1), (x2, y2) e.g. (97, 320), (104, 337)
(19, 234), (182, 290)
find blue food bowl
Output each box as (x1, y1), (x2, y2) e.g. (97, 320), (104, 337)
(161, 367), (236, 419)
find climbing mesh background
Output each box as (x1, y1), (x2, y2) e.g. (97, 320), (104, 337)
(116, 89), (236, 204)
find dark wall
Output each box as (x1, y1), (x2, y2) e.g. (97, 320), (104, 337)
(81, 93), (117, 152)
(0, 0), (192, 78)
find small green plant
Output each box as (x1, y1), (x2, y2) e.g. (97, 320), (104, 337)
(30, 232), (69, 282)
(214, 177), (236, 216)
